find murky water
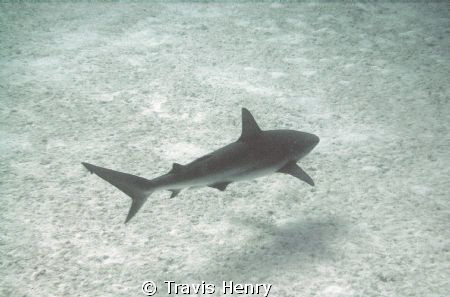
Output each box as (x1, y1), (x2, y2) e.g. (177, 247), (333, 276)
(1, 2), (449, 297)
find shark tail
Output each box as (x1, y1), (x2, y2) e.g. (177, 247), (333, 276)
(82, 162), (155, 223)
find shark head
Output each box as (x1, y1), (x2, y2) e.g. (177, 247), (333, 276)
(282, 130), (320, 160)
(296, 131), (320, 158)
(239, 108), (319, 162)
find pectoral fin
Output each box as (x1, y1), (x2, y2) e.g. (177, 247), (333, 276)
(278, 162), (315, 186)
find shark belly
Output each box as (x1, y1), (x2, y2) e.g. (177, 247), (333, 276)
(154, 139), (292, 191)
(161, 158), (286, 191)
(230, 161), (286, 181)
(161, 166), (247, 190)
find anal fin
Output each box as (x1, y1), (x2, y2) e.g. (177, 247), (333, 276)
(278, 162), (315, 186)
(169, 189), (181, 198)
(209, 182), (231, 191)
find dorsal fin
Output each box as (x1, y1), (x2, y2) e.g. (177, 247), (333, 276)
(239, 108), (262, 141)
(169, 163), (183, 174)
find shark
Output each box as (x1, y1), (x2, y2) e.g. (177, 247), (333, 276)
(82, 108), (319, 223)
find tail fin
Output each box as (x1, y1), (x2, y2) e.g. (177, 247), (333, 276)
(82, 162), (155, 223)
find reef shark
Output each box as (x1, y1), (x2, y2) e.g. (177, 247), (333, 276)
(82, 108), (319, 223)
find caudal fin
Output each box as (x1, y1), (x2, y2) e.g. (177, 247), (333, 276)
(82, 162), (155, 223)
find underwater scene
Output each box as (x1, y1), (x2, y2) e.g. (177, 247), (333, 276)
(1, 2), (449, 297)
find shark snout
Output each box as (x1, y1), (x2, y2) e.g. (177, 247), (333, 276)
(305, 133), (320, 156)
(310, 134), (320, 147)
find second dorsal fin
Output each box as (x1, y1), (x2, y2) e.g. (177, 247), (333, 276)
(239, 108), (262, 141)
(169, 163), (184, 174)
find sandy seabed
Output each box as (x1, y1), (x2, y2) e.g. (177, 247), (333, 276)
(1, 2), (449, 297)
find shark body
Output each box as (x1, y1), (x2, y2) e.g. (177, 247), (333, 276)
(82, 108), (319, 223)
